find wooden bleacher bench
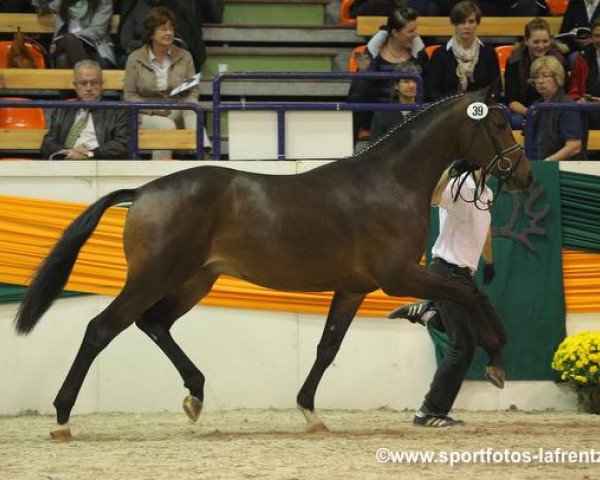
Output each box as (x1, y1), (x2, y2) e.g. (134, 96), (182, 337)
(0, 68), (124, 90)
(356, 15), (563, 37)
(0, 0), (330, 35)
(0, 129), (197, 151)
(0, 12), (563, 38)
(0, 13), (120, 34)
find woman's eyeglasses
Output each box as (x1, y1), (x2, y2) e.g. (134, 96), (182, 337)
(527, 73), (555, 85)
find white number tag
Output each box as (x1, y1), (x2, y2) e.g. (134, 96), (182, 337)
(467, 102), (489, 120)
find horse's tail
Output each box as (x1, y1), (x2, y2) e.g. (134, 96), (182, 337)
(14, 189), (136, 335)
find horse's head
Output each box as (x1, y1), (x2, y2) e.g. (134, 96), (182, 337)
(456, 88), (533, 191)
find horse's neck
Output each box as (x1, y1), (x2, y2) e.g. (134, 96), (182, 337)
(386, 111), (462, 196)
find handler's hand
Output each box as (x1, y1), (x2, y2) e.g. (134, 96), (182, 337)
(483, 263), (495, 285)
(449, 158), (470, 177)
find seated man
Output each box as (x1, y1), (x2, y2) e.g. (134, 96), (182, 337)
(41, 60), (131, 160)
(569, 20), (600, 130)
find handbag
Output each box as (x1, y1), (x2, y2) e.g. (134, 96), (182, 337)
(7, 27), (48, 68)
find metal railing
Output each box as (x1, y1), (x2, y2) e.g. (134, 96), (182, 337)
(0, 99), (205, 159)
(211, 71), (425, 160)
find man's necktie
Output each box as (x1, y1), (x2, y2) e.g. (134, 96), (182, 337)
(64, 110), (90, 149)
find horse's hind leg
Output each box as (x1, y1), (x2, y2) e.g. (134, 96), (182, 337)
(51, 283), (159, 441)
(135, 270), (218, 422)
(296, 291), (365, 433)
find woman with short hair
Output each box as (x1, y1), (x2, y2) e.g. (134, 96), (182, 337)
(527, 55), (584, 161)
(123, 6), (209, 159)
(427, 1), (500, 100)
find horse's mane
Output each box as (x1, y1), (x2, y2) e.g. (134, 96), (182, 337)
(352, 91), (476, 158)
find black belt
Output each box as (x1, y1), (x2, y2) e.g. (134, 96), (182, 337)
(431, 257), (474, 276)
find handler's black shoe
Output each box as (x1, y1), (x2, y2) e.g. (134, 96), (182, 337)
(413, 411), (465, 428)
(388, 300), (436, 326)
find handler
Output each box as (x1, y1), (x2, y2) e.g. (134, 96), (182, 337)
(389, 160), (507, 428)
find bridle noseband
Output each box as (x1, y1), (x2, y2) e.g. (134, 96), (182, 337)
(479, 105), (525, 182)
(451, 104), (527, 210)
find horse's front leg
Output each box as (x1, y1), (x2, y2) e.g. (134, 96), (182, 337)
(296, 291), (365, 433)
(378, 263), (496, 352)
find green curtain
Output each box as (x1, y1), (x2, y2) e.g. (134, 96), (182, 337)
(429, 162), (565, 381)
(0, 284), (83, 305)
(560, 170), (600, 252)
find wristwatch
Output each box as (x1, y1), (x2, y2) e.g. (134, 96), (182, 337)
(86, 150), (94, 159)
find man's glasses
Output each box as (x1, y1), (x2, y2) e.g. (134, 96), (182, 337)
(75, 80), (102, 87)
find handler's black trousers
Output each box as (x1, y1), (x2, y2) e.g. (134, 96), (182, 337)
(421, 257), (507, 417)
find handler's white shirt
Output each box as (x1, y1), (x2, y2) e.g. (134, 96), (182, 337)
(431, 173), (492, 272)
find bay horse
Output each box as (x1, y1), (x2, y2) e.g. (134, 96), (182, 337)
(15, 89), (532, 440)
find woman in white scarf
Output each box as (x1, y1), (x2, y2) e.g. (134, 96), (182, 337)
(451, 6), (480, 93)
(427, 1), (500, 100)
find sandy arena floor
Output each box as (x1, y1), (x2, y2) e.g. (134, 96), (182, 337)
(1, 409), (599, 480)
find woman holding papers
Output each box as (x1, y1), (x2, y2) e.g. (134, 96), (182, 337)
(123, 6), (210, 159)
(46, 0), (115, 68)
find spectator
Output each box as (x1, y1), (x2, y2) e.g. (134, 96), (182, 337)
(369, 61), (420, 142)
(478, 0), (548, 15)
(505, 18), (568, 128)
(350, 0), (442, 16)
(44, 0), (116, 69)
(116, 0), (220, 69)
(0, 0), (35, 12)
(559, 0), (599, 51)
(123, 6), (210, 159)
(427, 1), (500, 101)
(568, 20), (600, 129)
(436, 0), (547, 15)
(41, 59), (130, 159)
(347, 3), (428, 140)
(527, 55), (584, 161)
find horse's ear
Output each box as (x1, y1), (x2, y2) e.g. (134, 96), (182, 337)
(485, 78), (501, 104)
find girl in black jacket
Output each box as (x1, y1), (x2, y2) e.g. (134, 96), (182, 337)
(427, 1), (500, 100)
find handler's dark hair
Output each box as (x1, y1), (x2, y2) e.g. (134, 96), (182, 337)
(142, 7), (178, 45)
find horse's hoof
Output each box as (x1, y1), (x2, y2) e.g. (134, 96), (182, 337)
(297, 404), (329, 433)
(305, 422), (330, 434)
(485, 365), (505, 389)
(50, 424), (71, 442)
(183, 395), (202, 422)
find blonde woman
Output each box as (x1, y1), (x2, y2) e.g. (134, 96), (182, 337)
(527, 56), (584, 161)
